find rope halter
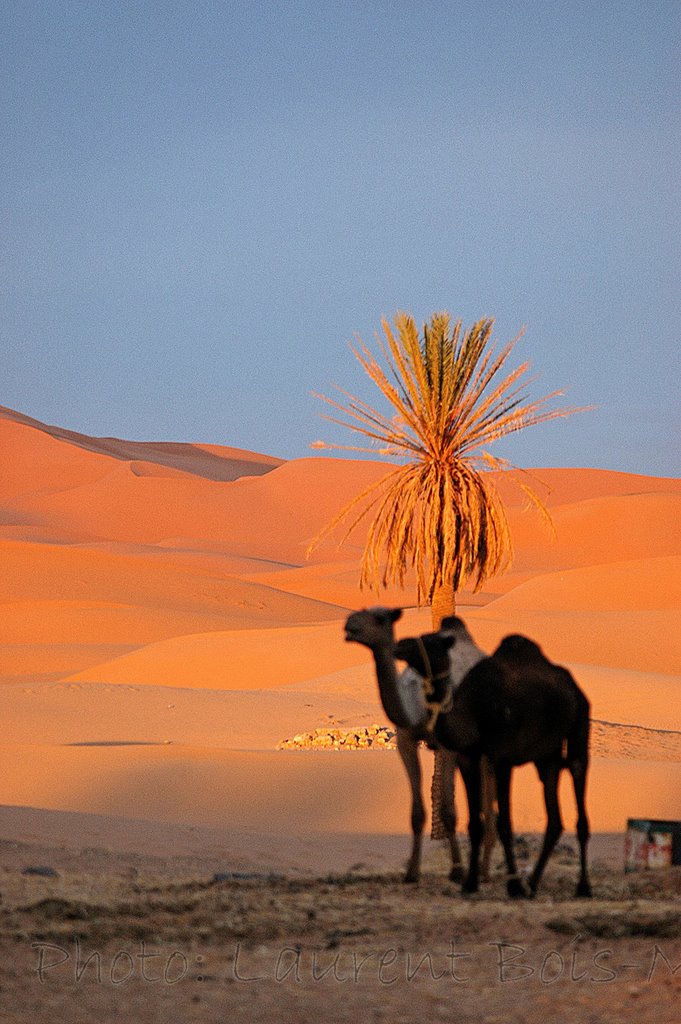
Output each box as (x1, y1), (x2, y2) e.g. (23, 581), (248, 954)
(416, 636), (453, 736)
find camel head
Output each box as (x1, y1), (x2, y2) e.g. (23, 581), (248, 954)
(344, 606), (403, 649)
(439, 614), (488, 686)
(394, 632), (454, 680)
(439, 615), (475, 643)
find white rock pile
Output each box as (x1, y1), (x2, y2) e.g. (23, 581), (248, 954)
(277, 724), (397, 751)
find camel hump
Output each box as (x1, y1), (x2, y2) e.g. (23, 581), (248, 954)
(495, 634), (545, 663)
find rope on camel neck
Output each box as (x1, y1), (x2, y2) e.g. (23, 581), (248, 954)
(415, 636), (453, 734)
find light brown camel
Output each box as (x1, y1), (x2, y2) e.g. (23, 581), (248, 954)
(395, 623), (592, 898)
(344, 607), (496, 884)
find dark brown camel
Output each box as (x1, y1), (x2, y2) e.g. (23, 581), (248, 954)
(343, 607), (496, 884)
(394, 621), (592, 899)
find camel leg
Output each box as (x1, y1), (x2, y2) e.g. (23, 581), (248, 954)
(494, 761), (527, 898)
(568, 715), (592, 897)
(395, 727), (424, 883)
(569, 753), (589, 897)
(480, 757), (497, 882)
(436, 748), (463, 881)
(458, 754), (483, 894)
(528, 757), (564, 896)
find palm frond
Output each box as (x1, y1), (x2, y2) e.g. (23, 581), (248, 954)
(310, 311), (589, 601)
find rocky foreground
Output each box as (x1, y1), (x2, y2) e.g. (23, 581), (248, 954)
(2, 832), (680, 1024)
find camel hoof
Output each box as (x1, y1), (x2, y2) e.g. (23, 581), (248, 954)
(576, 880), (592, 898)
(449, 865), (464, 883)
(461, 878), (479, 895)
(403, 872), (419, 885)
(507, 877), (528, 899)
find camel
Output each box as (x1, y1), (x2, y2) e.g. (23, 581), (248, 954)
(394, 621), (592, 899)
(343, 607), (496, 885)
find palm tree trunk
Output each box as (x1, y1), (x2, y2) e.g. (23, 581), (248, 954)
(430, 579), (455, 840)
(431, 580), (456, 633)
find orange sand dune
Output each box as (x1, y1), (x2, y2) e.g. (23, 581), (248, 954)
(0, 643), (136, 686)
(465, 556), (681, 674)
(0, 537), (300, 606)
(0, 404), (283, 482)
(506, 492), (681, 574)
(0, 593), (342, 648)
(5, 404), (676, 574)
(0, 537), (347, 670)
(242, 556), (500, 610)
(5, 662), (680, 749)
(0, 744), (417, 834)
(0, 404), (679, 853)
(0, 414), (113, 501)
(3, 456), (387, 561)
(63, 610), (430, 690)
(0, 743), (679, 835)
(492, 465), (681, 507)
(468, 606), (680, 676)
(563, 665), (681, 732)
(2, 678), (380, 749)
(63, 624), (368, 689)
(486, 555), (681, 613)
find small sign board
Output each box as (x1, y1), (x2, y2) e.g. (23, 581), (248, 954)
(625, 818), (681, 871)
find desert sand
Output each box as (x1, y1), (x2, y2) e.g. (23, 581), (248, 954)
(1, 403), (680, 1021)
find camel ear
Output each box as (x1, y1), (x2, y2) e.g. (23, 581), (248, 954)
(390, 608), (403, 623)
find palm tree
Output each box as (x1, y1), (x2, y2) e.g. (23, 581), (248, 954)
(311, 311), (584, 836)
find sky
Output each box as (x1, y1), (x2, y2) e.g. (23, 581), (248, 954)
(2, 0), (679, 475)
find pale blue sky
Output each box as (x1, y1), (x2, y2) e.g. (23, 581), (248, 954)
(3, 1), (679, 474)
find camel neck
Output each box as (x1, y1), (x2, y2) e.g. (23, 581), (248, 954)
(372, 644), (413, 729)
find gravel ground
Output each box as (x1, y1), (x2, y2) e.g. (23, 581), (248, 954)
(1, 836), (680, 1024)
